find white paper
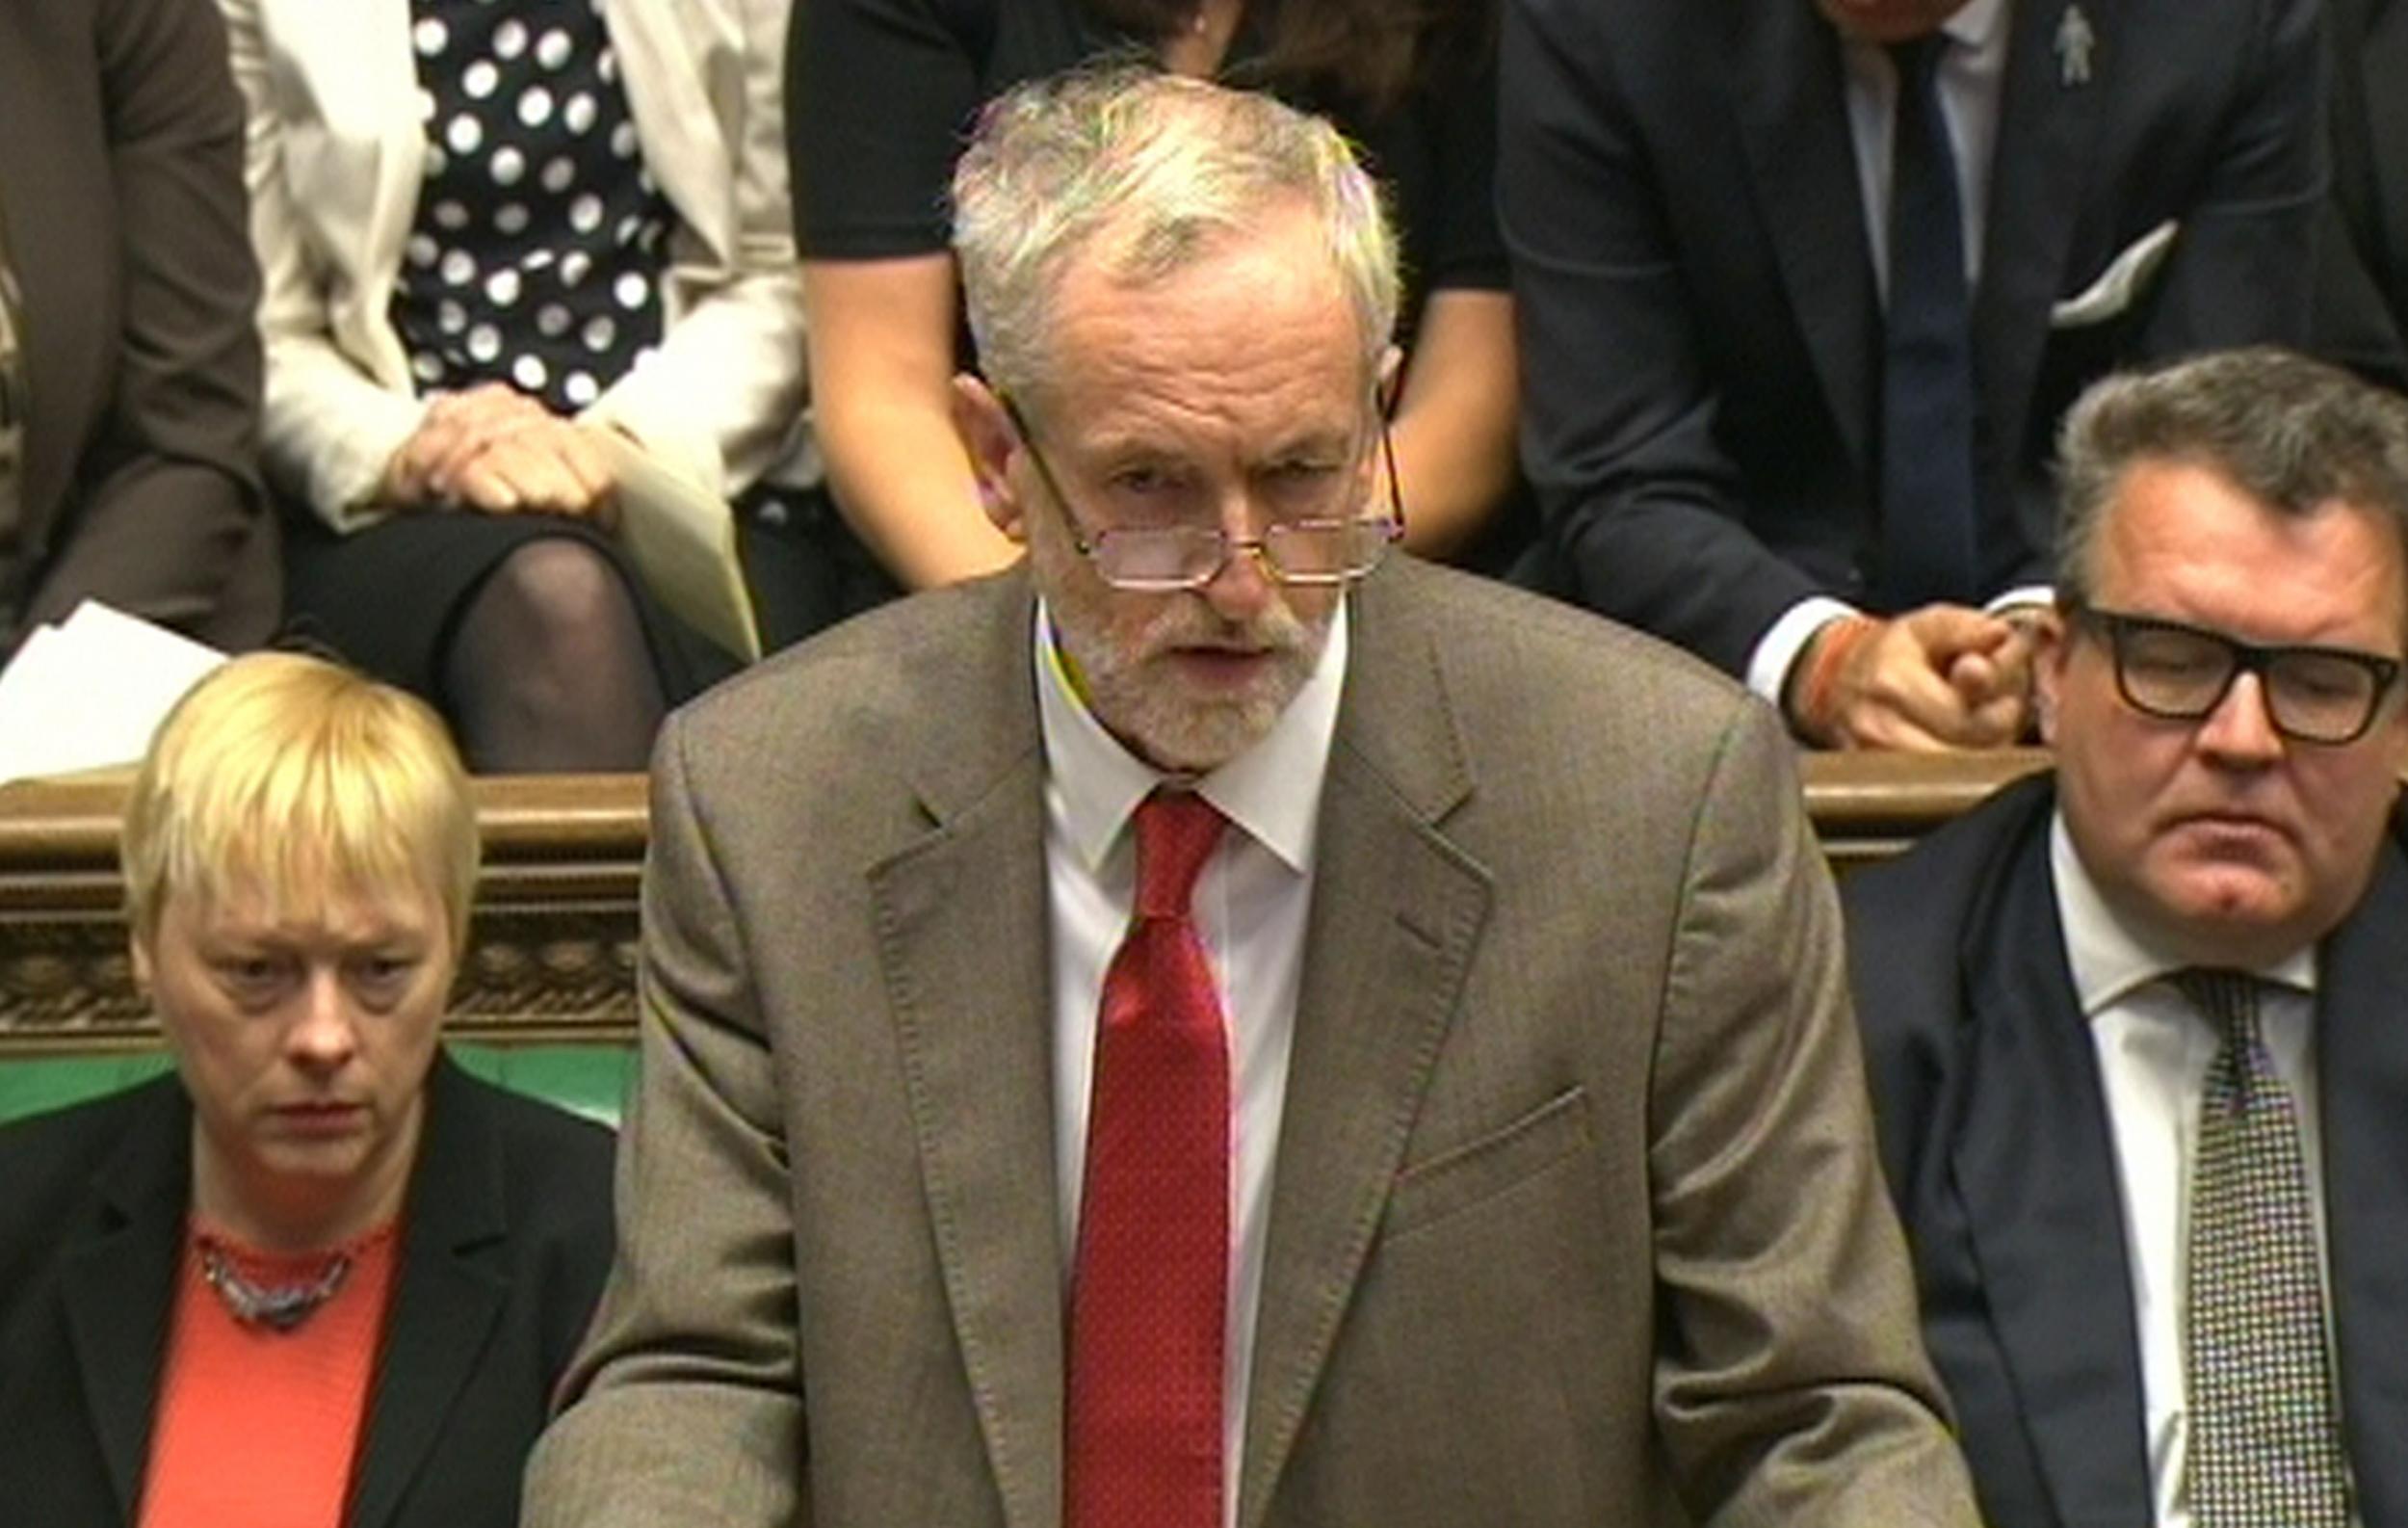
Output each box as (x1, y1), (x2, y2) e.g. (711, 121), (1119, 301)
(596, 432), (764, 664)
(0, 601), (224, 786)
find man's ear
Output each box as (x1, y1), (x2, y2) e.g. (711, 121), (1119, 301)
(952, 374), (1028, 543)
(130, 933), (154, 997)
(2032, 605), (2071, 746)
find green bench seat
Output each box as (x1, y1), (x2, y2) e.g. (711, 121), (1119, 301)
(0, 1043), (636, 1131)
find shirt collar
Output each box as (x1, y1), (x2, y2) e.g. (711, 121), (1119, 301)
(2049, 809), (2317, 1018)
(1032, 598), (1348, 876)
(1837, 0), (2010, 58)
(1945, 0), (2011, 52)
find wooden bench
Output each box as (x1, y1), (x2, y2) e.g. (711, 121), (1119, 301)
(0, 751), (2051, 1057)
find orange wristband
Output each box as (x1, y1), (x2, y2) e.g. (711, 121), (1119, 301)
(1792, 616), (1880, 744)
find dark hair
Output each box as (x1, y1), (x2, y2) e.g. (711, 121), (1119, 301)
(1081, 0), (1489, 115)
(2054, 347), (2408, 610)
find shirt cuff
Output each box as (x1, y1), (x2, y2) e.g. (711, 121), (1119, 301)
(1985, 583), (2054, 618)
(1746, 596), (1864, 709)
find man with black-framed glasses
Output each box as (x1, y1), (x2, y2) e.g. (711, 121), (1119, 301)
(530, 66), (1979, 1528)
(1849, 347), (2408, 1528)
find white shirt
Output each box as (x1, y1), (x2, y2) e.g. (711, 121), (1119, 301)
(1746, 0), (2028, 709)
(1033, 599), (1348, 1528)
(2050, 814), (2357, 1528)
(1839, 0), (2013, 299)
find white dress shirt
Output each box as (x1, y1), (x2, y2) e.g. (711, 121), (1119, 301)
(2050, 813), (2358, 1528)
(1747, 0), (2026, 709)
(1840, 0), (2013, 299)
(1033, 599), (1348, 1528)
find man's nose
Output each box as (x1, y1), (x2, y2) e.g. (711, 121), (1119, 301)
(2195, 669), (2285, 764)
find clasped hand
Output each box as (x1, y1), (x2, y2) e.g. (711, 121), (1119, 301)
(381, 382), (621, 525)
(1815, 604), (2039, 751)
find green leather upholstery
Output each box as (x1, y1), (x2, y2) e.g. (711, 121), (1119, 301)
(0, 1044), (634, 1130)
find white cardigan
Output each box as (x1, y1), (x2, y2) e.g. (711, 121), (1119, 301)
(223, 0), (811, 530)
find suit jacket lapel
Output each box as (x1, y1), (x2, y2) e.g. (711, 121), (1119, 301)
(1731, 0), (1879, 476)
(870, 576), (1062, 1528)
(60, 1084), (189, 1523)
(2316, 830), (2408, 1527)
(258, 0), (421, 350)
(1237, 566), (1492, 1528)
(349, 1058), (511, 1528)
(1973, 0), (2106, 493)
(1951, 822), (2152, 1526)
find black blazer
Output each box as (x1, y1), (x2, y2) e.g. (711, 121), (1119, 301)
(1500, 0), (2325, 675)
(0, 0), (275, 650)
(2313, 0), (2408, 390)
(1845, 775), (2408, 1528)
(0, 1053), (615, 1528)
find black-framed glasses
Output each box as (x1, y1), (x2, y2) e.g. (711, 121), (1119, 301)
(999, 393), (1404, 592)
(2072, 606), (2404, 745)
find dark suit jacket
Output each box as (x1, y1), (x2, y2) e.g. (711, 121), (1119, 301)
(1845, 774), (2408, 1528)
(2313, 0), (2408, 389)
(0, 0), (275, 651)
(0, 1053), (615, 1528)
(525, 558), (1978, 1527)
(1500, 0), (2325, 675)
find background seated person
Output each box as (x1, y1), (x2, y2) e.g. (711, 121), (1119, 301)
(0, 651), (615, 1526)
(0, 0), (277, 656)
(1847, 349), (2408, 1526)
(789, 0), (1528, 598)
(1500, 0), (2325, 750)
(223, 0), (812, 770)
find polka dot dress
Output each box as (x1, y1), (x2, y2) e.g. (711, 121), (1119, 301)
(391, 0), (670, 415)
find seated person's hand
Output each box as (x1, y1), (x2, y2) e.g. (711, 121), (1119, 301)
(380, 383), (621, 524)
(1793, 604), (2034, 751)
(1941, 612), (2039, 724)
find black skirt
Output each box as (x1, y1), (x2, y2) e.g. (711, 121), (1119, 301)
(283, 506), (737, 708)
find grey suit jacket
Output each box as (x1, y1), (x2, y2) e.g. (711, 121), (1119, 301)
(526, 558), (1977, 1527)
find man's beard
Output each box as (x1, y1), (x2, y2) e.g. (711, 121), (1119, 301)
(1058, 593), (1330, 775)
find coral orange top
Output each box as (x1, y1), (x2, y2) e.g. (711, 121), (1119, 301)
(138, 1220), (401, 1528)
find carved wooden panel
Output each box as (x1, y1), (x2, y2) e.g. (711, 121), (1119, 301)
(0, 753), (2053, 1055)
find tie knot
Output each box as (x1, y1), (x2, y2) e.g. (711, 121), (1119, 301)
(1133, 790), (1225, 920)
(1889, 36), (1946, 90)
(2173, 967), (2264, 1048)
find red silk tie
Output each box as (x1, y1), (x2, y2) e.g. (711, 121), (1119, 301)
(1067, 789), (1230, 1528)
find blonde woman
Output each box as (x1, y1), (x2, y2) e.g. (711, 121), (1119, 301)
(0, 652), (614, 1526)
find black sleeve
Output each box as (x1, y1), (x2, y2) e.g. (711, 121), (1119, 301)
(788, 0), (993, 258)
(1408, 40), (1507, 298)
(1328, 36), (1508, 345)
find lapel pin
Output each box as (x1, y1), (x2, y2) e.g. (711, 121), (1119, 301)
(2055, 3), (2097, 87)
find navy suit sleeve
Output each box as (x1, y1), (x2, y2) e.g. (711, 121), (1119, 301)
(1499, 0), (1824, 677)
(2128, 0), (2325, 361)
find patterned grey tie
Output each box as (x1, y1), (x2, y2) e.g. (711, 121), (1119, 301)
(2177, 968), (2352, 1527)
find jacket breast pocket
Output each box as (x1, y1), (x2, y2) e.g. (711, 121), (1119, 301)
(1384, 1086), (1592, 1241)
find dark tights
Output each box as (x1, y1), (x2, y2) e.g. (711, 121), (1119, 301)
(440, 537), (665, 773)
